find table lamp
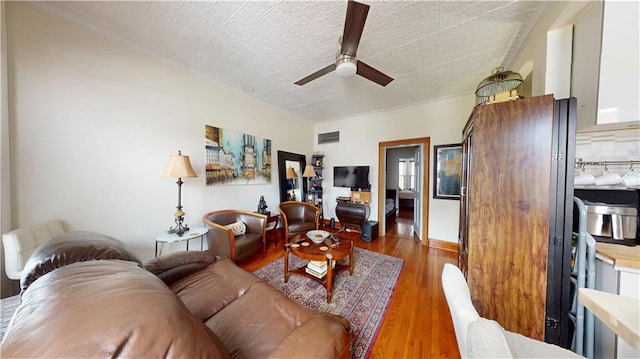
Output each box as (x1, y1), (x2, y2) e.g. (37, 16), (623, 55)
(286, 167), (298, 200)
(162, 151), (197, 236)
(302, 164), (316, 203)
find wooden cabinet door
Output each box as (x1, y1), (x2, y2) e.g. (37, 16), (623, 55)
(458, 117), (473, 277)
(466, 95), (555, 341)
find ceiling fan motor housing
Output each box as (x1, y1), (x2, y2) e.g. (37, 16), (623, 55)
(336, 54), (357, 78)
(294, 1), (392, 86)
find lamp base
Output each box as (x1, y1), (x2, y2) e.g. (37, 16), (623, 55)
(168, 216), (189, 236)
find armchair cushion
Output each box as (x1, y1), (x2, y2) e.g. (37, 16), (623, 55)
(467, 318), (513, 358)
(503, 331), (583, 358)
(286, 219), (317, 235)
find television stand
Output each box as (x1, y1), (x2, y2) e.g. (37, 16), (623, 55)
(335, 200), (370, 235)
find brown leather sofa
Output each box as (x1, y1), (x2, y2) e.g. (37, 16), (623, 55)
(1, 232), (352, 358)
(203, 209), (267, 262)
(279, 201), (321, 242)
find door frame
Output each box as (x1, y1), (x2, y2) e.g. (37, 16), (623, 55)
(378, 137), (430, 245)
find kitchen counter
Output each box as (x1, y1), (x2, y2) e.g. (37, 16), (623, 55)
(579, 288), (640, 349)
(594, 242), (640, 358)
(596, 243), (640, 269)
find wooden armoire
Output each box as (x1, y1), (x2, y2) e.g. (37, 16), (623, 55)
(458, 95), (576, 348)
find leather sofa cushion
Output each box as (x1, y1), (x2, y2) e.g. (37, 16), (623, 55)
(268, 314), (352, 358)
(171, 256), (322, 359)
(170, 255), (264, 321)
(205, 282), (316, 358)
(145, 250), (217, 285)
(20, 231), (142, 291)
(2, 260), (228, 358)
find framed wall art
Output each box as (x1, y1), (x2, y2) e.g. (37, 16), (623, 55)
(204, 125), (272, 185)
(433, 143), (462, 200)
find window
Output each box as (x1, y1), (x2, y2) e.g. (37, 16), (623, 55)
(398, 158), (415, 190)
(398, 161), (406, 190)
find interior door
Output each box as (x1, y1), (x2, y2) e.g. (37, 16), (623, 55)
(413, 145), (422, 240)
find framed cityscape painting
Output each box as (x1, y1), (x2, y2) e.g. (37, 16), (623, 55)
(204, 125), (272, 185)
(433, 143), (462, 200)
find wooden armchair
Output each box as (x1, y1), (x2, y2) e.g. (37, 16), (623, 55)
(278, 201), (321, 242)
(202, 210), (267, 262)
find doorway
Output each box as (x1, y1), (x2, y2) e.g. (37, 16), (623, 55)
(377, 137), (430, 244)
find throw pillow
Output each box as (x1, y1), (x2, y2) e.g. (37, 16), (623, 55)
(467, 317), (513, 358)
(225, 221), (246, 236)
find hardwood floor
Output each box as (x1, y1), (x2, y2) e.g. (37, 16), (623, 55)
(238, 208), (461, 358)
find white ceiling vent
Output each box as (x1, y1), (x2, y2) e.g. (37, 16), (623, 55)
(318, 131), (340, 144)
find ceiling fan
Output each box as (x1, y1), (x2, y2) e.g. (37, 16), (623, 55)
(294, 0), (394, 87)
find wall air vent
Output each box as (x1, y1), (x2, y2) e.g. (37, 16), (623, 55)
(318, 131), (340, 144)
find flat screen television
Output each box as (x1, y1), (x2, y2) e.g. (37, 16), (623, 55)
(333, 166), (370, 189)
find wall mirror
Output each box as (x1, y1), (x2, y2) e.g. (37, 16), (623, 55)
(277, 151), (307, 203)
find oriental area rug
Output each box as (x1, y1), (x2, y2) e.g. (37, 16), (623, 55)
(252, 247), (403, 359)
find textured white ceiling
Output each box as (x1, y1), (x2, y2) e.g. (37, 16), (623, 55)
(37, 1), (549, 123)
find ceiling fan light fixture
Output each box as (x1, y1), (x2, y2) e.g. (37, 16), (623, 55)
(336, 55), (357, 78)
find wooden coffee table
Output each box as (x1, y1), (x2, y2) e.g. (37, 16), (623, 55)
(284, 232), (354, 303)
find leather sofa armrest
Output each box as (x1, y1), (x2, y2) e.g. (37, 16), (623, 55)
(268, 313), (352, 359)
(20, 231), (142, 292)
(145, 250), (216, 285)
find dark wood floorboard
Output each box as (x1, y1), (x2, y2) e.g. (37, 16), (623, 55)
(238, 208), (460, 358)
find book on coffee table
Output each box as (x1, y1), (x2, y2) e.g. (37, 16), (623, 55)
(308, 260), (327, 271)
(305, 266), (327, 279)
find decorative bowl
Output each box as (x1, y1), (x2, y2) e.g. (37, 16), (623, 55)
(306, 230), (330, 244)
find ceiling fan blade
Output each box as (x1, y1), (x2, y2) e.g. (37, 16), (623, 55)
(356, 61), (394, 87)
(294, 63), (337, 86)
(341, 1), (369, 57)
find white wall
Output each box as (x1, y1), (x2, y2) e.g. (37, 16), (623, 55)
(0, 1), (14, 297)
(511, 1), (579, 97)
(545, 25), (573, 99)
(4, 2), (313, 261)
(572, 1), (603, 131)
(314, 95), (474, 243)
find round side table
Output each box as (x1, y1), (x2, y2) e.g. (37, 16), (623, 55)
(154, 226), (208, 257)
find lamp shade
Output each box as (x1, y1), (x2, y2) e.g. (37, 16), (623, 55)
(286, 167), (298, 179)
(475, 67), (523, 102)
(162, 151), (197, 178)
(302, 164), (316, 178)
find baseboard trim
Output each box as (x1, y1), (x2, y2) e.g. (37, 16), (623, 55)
(428, 238), (458, 253)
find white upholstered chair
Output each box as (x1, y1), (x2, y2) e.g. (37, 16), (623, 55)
(2, 220), (66, 280)
(441, 263), (583, 358)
